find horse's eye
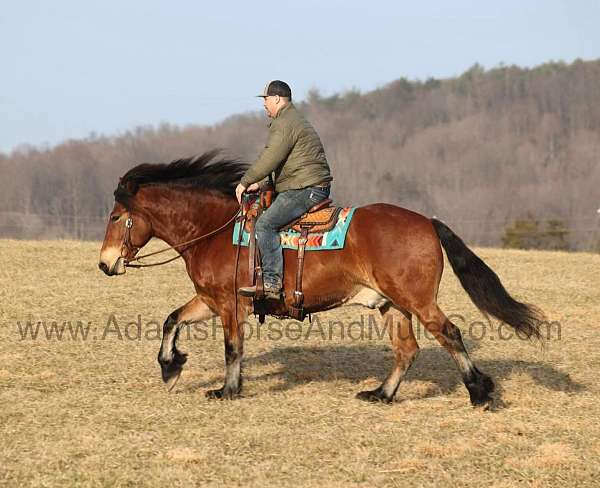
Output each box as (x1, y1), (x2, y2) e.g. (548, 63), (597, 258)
(110, 214), (120, 222)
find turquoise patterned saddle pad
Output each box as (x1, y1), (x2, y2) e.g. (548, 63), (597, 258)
(232, 207), (356, 251)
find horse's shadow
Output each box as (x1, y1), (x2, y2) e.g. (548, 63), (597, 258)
(187, 341), (585, 405)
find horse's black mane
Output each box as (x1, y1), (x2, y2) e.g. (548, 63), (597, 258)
(114, 149), (248, 206)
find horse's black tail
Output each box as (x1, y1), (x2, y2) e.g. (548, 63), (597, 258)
(431, 218), (545, 342)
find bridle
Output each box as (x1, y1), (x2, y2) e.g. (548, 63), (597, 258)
(120, 217), (140, 260)
(119, 210), (241, 268)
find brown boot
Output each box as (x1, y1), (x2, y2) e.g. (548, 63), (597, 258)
(237, 284), (282, 299)
(238, 285), (258, 297)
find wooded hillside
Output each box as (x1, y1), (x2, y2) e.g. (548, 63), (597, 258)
(2, 59), (599, 249)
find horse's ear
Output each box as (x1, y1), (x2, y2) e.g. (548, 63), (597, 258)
(114, 179), (138, 205)
(118, 178), (139, 195)
(125, 180), (139, 194)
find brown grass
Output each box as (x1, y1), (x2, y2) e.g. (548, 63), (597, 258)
(1, 239), (599, 487)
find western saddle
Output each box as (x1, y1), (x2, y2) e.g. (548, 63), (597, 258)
(240, 185), (341, 322)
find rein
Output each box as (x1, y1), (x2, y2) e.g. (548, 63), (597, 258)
(123, 209), (241, 268)
(233, 206), (248, 332)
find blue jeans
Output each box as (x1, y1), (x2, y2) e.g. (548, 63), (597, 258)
(255, 185), (331, 288)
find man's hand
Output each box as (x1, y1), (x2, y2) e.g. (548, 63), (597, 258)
(246, 182), (260, 192)
(235, 183), (246, 204)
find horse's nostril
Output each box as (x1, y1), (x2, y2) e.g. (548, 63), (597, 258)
(99, 262), (109, 274)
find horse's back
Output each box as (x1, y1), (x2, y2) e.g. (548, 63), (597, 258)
(348, 203), (439, 246)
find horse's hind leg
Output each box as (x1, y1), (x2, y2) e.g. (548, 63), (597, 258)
(416, 302), (494, 407)
(356, 307), (419, 403)
(158, 295), (215, 391)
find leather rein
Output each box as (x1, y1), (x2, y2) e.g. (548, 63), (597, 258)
(121, 209), (241, 268)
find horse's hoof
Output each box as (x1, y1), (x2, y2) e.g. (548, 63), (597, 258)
(205, 388), (223, 399)
(473, 400), (493, 411)
(205, 387), (239, 400)
(165, 369), (182, 392)
(159, 351), (187, 391)
(466, 372), (495, 408)
(471, 393), (494, 410)
(355, 389), (392, 404)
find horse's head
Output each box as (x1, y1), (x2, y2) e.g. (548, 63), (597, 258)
(98, 182), (153, 276)
(99, 151), (247, 276)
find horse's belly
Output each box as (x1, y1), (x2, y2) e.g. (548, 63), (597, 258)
(303, 286), (389, 313)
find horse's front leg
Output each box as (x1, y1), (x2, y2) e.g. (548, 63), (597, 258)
(158, 295), (215, 391)
(206, 304), (246, 400)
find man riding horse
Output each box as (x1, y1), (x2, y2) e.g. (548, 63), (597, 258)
(235, 80), (333, 299)
(99, 81), (546, 403)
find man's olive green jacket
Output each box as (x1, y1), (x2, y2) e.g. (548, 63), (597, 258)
(240, 103), (333, 192)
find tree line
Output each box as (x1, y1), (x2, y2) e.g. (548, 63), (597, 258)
(1, 59), (599, 250)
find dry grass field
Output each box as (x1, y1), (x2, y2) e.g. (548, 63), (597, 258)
(1, 239), (599, 487)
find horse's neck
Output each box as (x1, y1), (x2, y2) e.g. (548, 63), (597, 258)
(141, 187), (237, 252)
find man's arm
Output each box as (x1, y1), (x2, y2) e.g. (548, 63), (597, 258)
(240, 123), (294, 187)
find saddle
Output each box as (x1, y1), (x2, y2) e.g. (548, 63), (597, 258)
(281, 200), (341, 233)
(241, 186), (339, 322)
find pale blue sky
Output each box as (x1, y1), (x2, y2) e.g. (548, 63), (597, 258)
(1, 0), (598, 153)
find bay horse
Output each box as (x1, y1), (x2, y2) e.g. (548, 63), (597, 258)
(99, 151), (545, 405)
